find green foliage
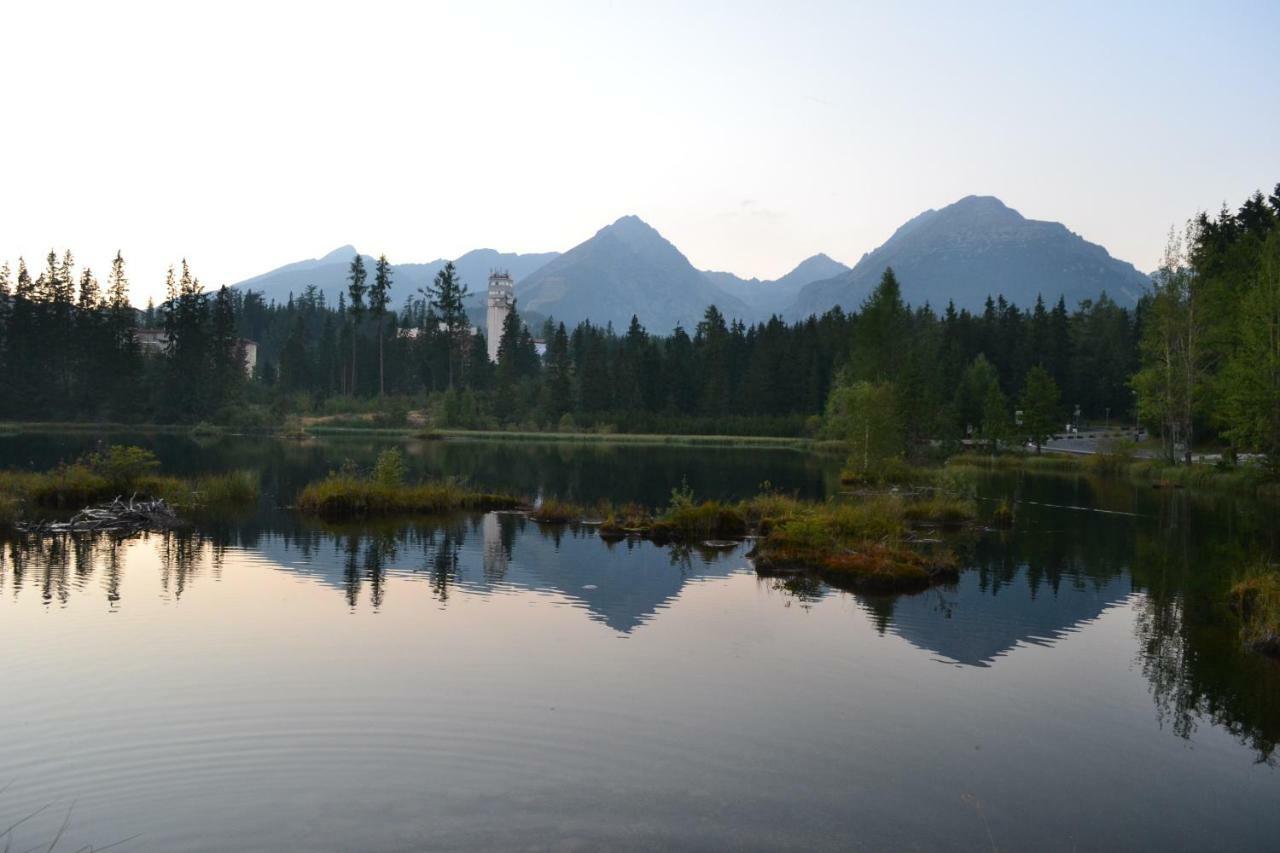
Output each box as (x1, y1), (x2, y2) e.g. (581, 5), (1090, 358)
(372, 448), (406, 487)
(656, 500), (748, 541)
(1019, 365), (1060, 451)
(529, 498), (582, 524)
(168, 471), (260, 509)
(748, 494), (958, 591)
(296, 475), (521, 519)
(0, 448), (258, 516)
(667, 477), (695, 514)
(1218, 229), (1280, 470)
(82, 444), (161, 489)
(901, 495), (978, 526)
(823, 378), (903, 475)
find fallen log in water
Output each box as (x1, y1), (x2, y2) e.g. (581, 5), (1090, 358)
(16, 494), (180, 536)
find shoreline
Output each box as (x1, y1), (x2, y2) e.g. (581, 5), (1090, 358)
(0, 421), (819, 450)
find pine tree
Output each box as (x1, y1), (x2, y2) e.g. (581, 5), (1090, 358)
(425, 261), (470, 388)
(664, 325), (696, 414)
(542, 322), (572, 421)
(851, 267), (909, 383)
(346, 253), (367, 395)
(465, 332), (492, 391)
(370, 254), (392, 396)
(279, 312), (311, 391)
(211, 285), (242, 411)
(495, 299), (524, 386)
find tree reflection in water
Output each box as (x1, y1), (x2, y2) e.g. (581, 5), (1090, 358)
(1, 485), (1277, 765)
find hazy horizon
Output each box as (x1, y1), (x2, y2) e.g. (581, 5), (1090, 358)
(3, 1), (1277, 303)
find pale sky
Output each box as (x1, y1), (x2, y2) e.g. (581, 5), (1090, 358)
(2, 0), (1277, 304)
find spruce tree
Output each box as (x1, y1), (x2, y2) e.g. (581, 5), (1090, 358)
(425, 261), (470, 388)
(495, 299), (524, 386)
(370, 254), (392, 396)
(347, 253), (366, 395)
(542, 322), (572, 421)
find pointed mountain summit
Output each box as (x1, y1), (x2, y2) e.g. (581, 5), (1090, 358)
(518, 215), (752, 331)
(318, 244), (358, 263)
(787, 195), (1151, 318)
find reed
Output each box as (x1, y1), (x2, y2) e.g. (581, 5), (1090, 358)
(902, 495), (978, 526)
(529, 498), (583, 524)
(296, 475), (522, 519)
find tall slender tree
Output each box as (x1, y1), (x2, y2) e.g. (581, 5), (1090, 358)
(347, 253), (367, 395)
(370, 254), (393, 396)
(425, 262), (469, 388)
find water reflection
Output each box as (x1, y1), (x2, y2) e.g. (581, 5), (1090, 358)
(1, 514), (747, 636)
(2, 436), (1279, 849)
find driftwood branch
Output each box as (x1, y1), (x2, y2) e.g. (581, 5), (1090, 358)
(17, 494), (179, 536)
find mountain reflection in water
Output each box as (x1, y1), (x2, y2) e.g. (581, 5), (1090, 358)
(0, 434), (1278, 851)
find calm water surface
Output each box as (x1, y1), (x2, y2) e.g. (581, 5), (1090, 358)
(1, 432), (1278, 851)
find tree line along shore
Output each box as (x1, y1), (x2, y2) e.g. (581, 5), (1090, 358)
(0, 185), (1274, 478)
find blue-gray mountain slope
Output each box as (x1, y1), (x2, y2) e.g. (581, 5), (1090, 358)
(516, 216), (753, 332)
(787, 195), (1150, 317)
(232, 246), (560, 308)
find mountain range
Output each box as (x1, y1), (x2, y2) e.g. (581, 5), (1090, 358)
(232, 196), (1150, 331)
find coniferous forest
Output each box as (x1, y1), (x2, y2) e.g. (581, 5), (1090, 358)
(0, 185), (1276, 467)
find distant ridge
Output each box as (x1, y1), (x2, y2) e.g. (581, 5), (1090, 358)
(704, 253), (849, 316)
(232, 247), (560, 308)
(786, 195), (1151, 318)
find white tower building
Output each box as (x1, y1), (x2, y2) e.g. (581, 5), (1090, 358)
(486, 270), (514, 363)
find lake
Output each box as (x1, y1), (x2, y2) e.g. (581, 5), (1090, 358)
(1, 432), (1278, 851)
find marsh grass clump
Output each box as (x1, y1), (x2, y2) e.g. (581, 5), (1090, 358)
(598, 502), (655, 538)
(748, 497), (958, 592)
(1230, 567), (1280, 657)
(176, 471), (260, 509)
(902, 495), (978, 526)
(990, 498), (1015, 528)
(0, 446), (260, 525)
(839, 457), (936, 487)
(655, 500), (747, 541)
(296, 474), (521, 519)
(529, 498), (583, 524)
(739, 490), (802, 528)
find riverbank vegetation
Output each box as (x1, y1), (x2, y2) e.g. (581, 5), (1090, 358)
(946, 449), (1277, 496)
(0, 445), (257, 524)
(296, 450), (521, 519)
(1230, 567), (1280, 658)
